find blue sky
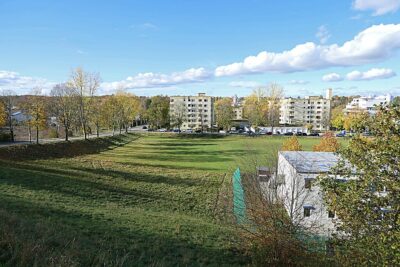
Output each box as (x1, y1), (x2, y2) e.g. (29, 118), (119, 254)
(1, 0), (400, 97)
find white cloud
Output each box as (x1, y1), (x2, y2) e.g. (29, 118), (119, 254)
(101, 67), (212, 91)
(316, 25), (331, 44)
(322, 73), (343, 82)
(131, 22), (158, 31)
(346, 68), (396, 80)
(288, 80), (309, 85)
(229, 81), (262, 88)
(215, 24), (400, 77)
(353, 0), (400, 16)
(0, 70), (53, 94)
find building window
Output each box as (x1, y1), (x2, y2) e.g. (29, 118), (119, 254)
(304, 207), (312, 217)
(305, 178), (312, 189)
(328, 210), (335, 218)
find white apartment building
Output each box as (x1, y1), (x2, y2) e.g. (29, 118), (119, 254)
(279, 89), (332, 131)
(345, 94), (392, 114)
(169, 93), (215, 130)
(275, 151), (340, 236)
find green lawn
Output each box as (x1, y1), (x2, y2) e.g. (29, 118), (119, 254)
(0, 134), (327, 266)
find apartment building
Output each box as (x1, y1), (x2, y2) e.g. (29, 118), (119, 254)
(169, 93), (215, 130)
(345, 94), (392, 114)
(279, 89), (332, 131)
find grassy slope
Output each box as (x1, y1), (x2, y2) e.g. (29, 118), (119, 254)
(0, 134), (327, 266)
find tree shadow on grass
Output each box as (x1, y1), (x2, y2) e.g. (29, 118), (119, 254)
(0, 196), (248, 266)
(0, 134), (139, 161)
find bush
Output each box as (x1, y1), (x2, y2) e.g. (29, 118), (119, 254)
(0, 132), (11, 142)
(48, 128), (59, 138)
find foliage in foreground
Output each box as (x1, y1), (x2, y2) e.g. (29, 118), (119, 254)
(319, 105), (400, 266)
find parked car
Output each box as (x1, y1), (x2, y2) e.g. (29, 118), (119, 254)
(158, 128), (167, 132)
(142, 125), (148, 129)
(284, 132), (294, 136)
(296, 132), (307, 136)
(195, 129), (202, 133)
(336, 133), (345, 137)
(308, 132), (319, 136)
(186, 129), (193, 133)
(172, 129), (181, 133)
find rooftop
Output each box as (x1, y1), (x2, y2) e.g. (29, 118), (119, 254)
(279, 151), (339, 173)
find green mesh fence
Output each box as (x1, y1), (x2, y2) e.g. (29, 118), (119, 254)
(232, 168), (246, 224)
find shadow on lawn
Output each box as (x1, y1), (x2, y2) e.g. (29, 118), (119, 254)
(0, 134), (138, 161)
(0, 196), (248, 267)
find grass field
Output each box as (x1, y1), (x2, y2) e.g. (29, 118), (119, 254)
(0, 134), (329, 266)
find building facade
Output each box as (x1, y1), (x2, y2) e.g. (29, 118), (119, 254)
(169, 93), (215, 130)
(345, 94), (392, 114)
(275, 151), (339, 236)
(279, 89), (332, 131)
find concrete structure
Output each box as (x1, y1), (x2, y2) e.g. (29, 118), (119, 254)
(279, 89), (332, 131)
(233, 106), (243, 120)
(345, 94), (393, 114)
(169, 93), (215, 130)
(275, 151), (340, 236)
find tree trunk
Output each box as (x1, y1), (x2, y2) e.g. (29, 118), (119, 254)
(28, 125), (32, 143)
(96, 124), (100, 137)
(36, 126), (39, 144)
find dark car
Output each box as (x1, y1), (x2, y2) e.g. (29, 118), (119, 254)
(142, 126), (148, 129)
(284, 132), (294, 136)
(308, 132), (319, 136)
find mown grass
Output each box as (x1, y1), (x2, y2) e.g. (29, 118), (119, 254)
(0, 133), (333, 266)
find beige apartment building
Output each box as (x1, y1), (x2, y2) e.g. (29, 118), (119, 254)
(169, 93), (215, 130)
(279, 89), (332, 131)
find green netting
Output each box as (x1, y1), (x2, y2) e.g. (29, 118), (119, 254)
(232, 168), (246, 224)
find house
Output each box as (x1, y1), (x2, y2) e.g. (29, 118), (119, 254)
(345, 94), (393, 115)
(275, 151), (340, 236)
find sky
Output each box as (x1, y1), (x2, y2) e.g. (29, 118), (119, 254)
(1, 0), (400, 97)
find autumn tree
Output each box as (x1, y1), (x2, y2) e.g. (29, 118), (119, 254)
(146, 96), (169, 129)
(313, 132), (340, 152)
(281, 135), (303, 151)
(67, 67), (101, 139)
(243, 88), (269, 127)
(330, 106), (345, 130)
(50, 83), (79, 141)
(114, 91), (141, 134)
(1, 90), (16, 142)
(0, 101), (6, 127)
(319, 104), (400, 266)
(21, 89), (47, 144)
(170, 100), (186, 132)
(265, 83), (283, 132)
(102, 95), (119, 135)
(215, 97), (234, 131)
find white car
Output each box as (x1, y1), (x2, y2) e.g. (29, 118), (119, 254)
(158, 128), (167, 132)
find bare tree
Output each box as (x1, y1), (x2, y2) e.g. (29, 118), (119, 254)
(1, 90), (16, 142)
(170, 101), (186, 132)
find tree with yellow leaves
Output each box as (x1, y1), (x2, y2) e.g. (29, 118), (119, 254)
(281, 135), (303, 151)
(21, 89), (47, 144)
(243, 88), (269, 127)
(313, 131), (340, 152)
(0, 101), (6, 127)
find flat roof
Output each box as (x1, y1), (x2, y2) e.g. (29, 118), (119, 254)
(279, 151), (339, 173)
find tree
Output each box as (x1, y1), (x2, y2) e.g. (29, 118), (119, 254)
(243, 88), (269, 127)
(282, 135), (303, 151)
(1, 90), (16, 142)
(114, 91), (141, 134)
(343, 111), (370, 133)
(319, 104), (400, 266)
(67, 67), (101, 139)
(265, 83), (284, 132)
(313, 132), (340, 152)
(146, 96), (169, 129)
(102, 95), (119, 135)
(215, 98), (234, 131)
(21, 89), (47, 144)
(170, 101), (186, 132)
(331, 106), (345, 130)
(0, 101), (6, 127)
(50, 83), (78, 141)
